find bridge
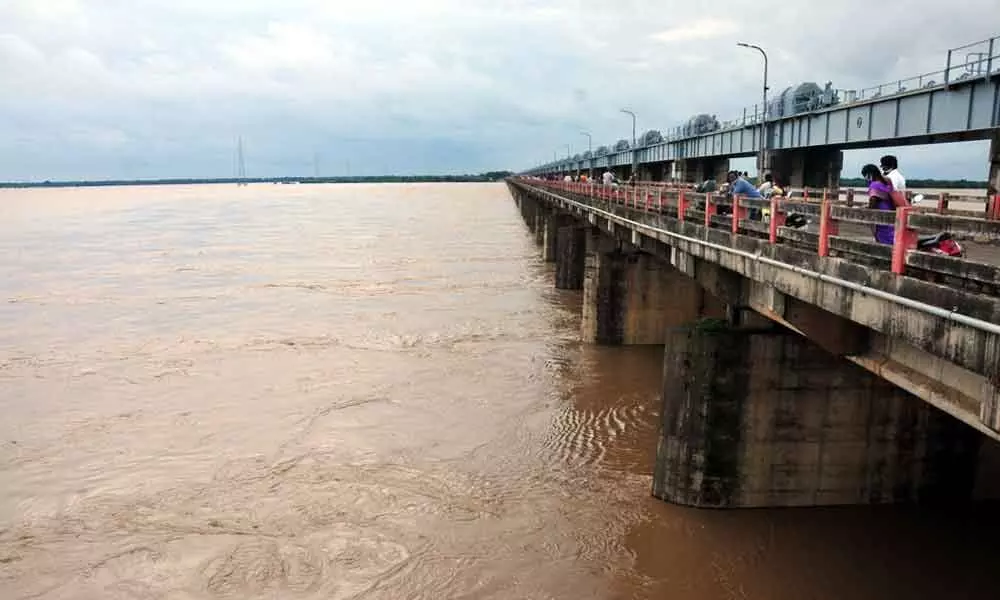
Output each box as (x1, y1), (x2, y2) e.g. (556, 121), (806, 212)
(525, 35), (1000, 193)
(506, 177), (1000, 508)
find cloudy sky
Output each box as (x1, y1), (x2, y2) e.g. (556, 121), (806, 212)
(1, 0), (997, 181)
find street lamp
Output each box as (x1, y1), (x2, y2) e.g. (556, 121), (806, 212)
(737, 42), (769, 179)
(620, 109), (638, 180)
(580, 131), (593, 179)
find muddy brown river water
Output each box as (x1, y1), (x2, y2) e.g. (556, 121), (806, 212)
(1, 182), (998, 599)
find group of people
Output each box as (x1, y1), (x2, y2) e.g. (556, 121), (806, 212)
(863, 155), (907, 244)
(556, 155), (910, 246)
(722, 155), (908, 245)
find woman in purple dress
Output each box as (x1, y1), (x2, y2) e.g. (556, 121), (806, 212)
(862, 163), (896, 244)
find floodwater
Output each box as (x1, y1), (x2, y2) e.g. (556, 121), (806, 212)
(1, 182), (998, 600)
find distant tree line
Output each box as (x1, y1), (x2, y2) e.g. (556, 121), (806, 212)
(0, 171), (516, 189)
(838, 177), (988, 189)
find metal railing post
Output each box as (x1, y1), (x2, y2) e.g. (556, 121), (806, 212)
(818, 192), (837, 257)
(704, 193), (716, 228)
(768, 196), (785, 243)
(891, 206), (917, 274)
(987, 37), (995, 78)
(945, 49), (953, 87)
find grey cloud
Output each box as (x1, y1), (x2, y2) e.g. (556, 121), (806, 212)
(0, 0), (997, 180)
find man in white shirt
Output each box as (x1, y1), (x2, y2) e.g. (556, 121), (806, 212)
(757, 173), (774, 197)
(880, 155), (906, 192)
(602, 170), (614, 185)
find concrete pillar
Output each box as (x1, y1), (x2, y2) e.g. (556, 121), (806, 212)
(988, 131), (1000, 196)
(533, 206), (546, 245)
(708, 158), (730, 184)
(555, 222), (586, 290)
(670, 160), (684, 183)
(520, 194), (537, 231)
(646, 161), (667, 182)
(582, 233), (723, 345)
(688, 160), (704, 183)
(672, 159), (729, 184)
(768, 148), (843, 191)
(541, 212), (559, 262)
(653, 324), (984, 508)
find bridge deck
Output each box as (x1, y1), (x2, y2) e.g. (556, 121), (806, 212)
(510, 177), (1000, 439)
(528, 179), (1000, 292)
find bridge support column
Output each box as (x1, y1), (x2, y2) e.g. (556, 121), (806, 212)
(533, 206), (547, 245)
(988, 131), (1000, 196)
(582, 236), (724, 344)
(555, 222), (586, 289)
(520, 194), (538, 232)
(768, 148), (843, 192)
(674, 158), (729, 184)
(541, 212), (560, 262)
(653, 325), (982, 508)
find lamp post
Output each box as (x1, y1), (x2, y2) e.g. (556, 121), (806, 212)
(737, 42), (768, 180)
(620, 109), (637, 180)
(580, 131), (593, 179)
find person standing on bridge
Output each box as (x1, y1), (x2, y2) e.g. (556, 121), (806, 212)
(602, 169), (614, 186)
(863, 164), (899, 245)
(880, 155), (906, 193)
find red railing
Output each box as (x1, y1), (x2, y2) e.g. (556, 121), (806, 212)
(517, 178), (1000, 278)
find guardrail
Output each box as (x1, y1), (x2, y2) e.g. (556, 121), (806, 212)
(549, 179), (1000, 218)
(516, 178), (1000, 290)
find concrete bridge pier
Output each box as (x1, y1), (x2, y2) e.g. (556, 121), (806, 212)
(541, 212), (561, 263)
(517, 192), (537, 231)
(768, 147), (844, 191)
(581, 236), (727, 344)
(555, 221), (587, 289)
(533, 205), (547, 246)
(653, 323), (985, 508)
(643, 161), (668, 182)
(674, 158), (730, 184)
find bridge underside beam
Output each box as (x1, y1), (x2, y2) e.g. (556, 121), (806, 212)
(581, 233), (724, 345)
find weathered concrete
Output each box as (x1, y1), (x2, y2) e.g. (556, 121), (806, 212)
(518, 193), (538, 233)
(509, 181), (1000, 508)
(653, 324), (985, 508)
(523, 182), (1000, 436)
(581, 232), (624, 344)
(674, 158), (729, 184)
(541, 212), (559, 262)
(555, 222), (586, 290)
(581, 234), (710, 345)
(768, 147), (844, 191)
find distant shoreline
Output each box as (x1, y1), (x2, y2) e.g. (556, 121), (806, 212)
(0, 174), (514, 189)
